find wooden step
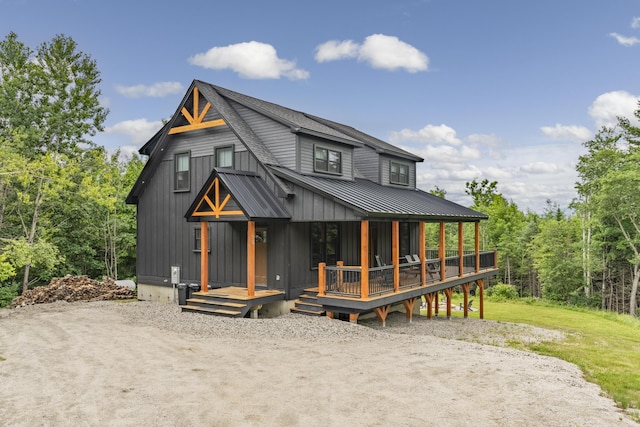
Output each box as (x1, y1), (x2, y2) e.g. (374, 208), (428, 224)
(187, 298), (246, 308)
(181, 305), (243, 317)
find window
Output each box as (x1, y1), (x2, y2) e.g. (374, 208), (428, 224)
(175, 152), (190, 191)
(390, 161), (409, 185)
(310, 222), (339, 267)
(314, 146), (342, 174)
(215, 146), (234, 168)
(194, 225), (211, 252)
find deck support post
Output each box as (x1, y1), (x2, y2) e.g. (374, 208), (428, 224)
(434, 291), (439, 316)
(424, 293), (435, 319)
(374, 305), (390, 327)
(444, 288), (453, 319)
(361, 220), (369, 299)
(458, 222), (464, 277)
(247, 220), (255, 297)
(326, 311), (334, 319)
(392, 221), (399, 292)
(403, 297), (418, 323)
(200, 221), (209, 293)
(439, 222), (446, 281)
(349, 313), (360, 323)
(477, 279), (485, 319)
(419, 222), (426, 286)
(462, 283), (470, 319)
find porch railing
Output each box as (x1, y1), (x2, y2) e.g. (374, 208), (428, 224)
(320, 250), (497, 299)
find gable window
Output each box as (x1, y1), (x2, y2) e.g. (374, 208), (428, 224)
(216, 145), (234, 168)
(314, 146), (342, 175)
(310, 222), (339, 267)
(175, 152), (190, 191)
(390, 161), (409, 185)
(194, 225), (211, 252)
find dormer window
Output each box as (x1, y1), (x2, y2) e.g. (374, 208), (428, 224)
(314, 146), (342, 175)
(390, 161), (409, 185)
(174, 152), (190, 191)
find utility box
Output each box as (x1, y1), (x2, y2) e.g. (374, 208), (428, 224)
(170, 266), (181, 285)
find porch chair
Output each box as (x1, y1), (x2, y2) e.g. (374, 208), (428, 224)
(459, 300), (474, 311)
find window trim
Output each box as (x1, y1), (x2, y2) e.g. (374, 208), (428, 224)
(390, 161), (409, 186)
(174, 151), (191, 192)
(215, 145), (234, 168)
(313, 145), (342, 175)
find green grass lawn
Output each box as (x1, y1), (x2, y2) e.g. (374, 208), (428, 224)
(442, 296), (640, 420)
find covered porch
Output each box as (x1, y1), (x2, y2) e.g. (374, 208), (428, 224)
(316, 219), (499, 325)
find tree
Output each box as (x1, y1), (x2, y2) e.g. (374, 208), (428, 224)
(0, 32), (108, 156)
(0, 32), (109, 290)
(465, 178), (498, 209)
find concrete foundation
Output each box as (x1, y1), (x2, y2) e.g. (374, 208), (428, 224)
(137, 283), (176, 304)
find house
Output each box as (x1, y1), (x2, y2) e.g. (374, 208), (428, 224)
(126, 80), (498, 324)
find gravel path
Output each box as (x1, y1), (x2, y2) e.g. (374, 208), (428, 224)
(0, 301), (636, 426)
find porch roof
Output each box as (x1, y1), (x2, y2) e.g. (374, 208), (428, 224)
(185, 168), (291, 221)
(270, 166), (488, 221)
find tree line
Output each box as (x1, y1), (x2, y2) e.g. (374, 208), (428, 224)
(463, 113), (640, 316)
(1, 32), (638, 316)
(0, 32), (142, 306)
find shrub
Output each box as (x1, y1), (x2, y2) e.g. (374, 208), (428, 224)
(486, 283), (518, 301)
(0, 284), (19, 308)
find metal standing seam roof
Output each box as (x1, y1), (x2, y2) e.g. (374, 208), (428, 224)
(185, 169), (290, 221)
(269, 165), (488, 221)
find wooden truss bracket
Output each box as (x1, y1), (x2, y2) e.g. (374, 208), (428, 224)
(169, 87), (226, 134)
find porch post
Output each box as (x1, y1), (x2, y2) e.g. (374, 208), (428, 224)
(361, 220), (369, 299)
(419, 222), (426, 286)
(439, 221), (446, 281)
(475, 222), (480, 273)
(392, 221), (399, 292)
(200, 221), (209, 293)
(458, 222), (464, 277)
(247, 220), (255, 297)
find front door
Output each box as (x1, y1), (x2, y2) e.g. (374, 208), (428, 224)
(255, 227), (268, 286)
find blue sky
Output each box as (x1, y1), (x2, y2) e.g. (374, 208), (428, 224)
(2, 0), (639, 212)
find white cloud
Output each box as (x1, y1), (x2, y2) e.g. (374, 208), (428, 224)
(520, 162), (562, 174)
(315, 34), (428, 73)
(390, 123), (462, 145)
(467, 133), (501, 147)
(610, 32), (640, 47)
(189, 41), (309, 80)
(632, 17), (640, 29)
(114, 82), (185, 98)
(104, 119), (163, 146)
(315, 40), (359, 62)
(588, 90), (639, 128)
(540, 123), (592, 142)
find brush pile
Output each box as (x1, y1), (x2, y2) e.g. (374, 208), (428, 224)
(11, 275), (136, 308)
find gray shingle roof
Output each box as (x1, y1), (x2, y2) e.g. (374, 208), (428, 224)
(270, 166), (487, 221)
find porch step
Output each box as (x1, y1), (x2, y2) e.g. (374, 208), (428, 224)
(290, 288), (325, 316)
(187, 298), (246, 309)
(181, 295), (250, 318)
(181, 305), (243, 317)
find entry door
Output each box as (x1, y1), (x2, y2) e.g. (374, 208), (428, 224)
(255, 227), (268, 286)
